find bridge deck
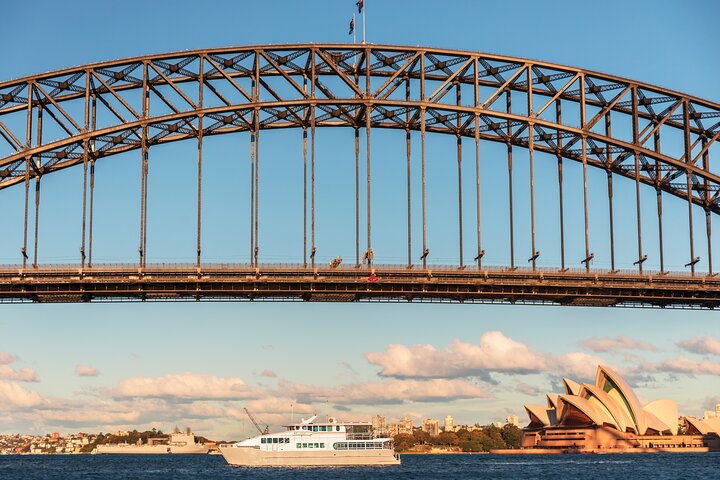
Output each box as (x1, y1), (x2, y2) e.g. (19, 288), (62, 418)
(1, 264), (718, 308)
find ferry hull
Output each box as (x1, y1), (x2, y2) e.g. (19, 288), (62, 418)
(220, 446), (400, 466)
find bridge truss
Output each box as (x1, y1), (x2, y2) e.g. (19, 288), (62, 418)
(0, 44), (719, 306)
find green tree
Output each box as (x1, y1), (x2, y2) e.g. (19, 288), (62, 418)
(412, 430), (429, 445)
(435, 432), (459, 446)
(393, 433), (416, 452)
(501, 425), (523, 448)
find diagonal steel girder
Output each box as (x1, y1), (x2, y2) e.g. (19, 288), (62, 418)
(1, 44), (718, 210)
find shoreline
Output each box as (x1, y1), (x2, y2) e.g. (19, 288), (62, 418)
(490, 447), (714, 454)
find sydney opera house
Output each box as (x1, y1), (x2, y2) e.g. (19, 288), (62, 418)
(519, 365), (720, 453)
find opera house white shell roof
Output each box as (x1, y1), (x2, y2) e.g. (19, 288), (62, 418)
(524, 365), (719, 436)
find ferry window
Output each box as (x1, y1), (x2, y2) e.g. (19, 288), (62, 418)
(296, 443), (300, 448)
(320, 443), (325, 448)
(336, 426), (340, 431)
(302, 443), (307, 448)
(313, 426), (318, 432)
(315, 443), (319, 448)
(320, 426), (326, 432)
(261, 438), (266, 444)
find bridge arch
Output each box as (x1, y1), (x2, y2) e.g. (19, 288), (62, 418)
(1, 45), (719, 306)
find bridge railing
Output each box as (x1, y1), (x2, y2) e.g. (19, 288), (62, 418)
(0, 261), (712, 279)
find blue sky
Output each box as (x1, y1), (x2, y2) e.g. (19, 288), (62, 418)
(0, 0), (719, 439)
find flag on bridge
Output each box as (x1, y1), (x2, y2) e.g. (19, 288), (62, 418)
(349, 16), (355, 35)
(356, 0), (364, 13)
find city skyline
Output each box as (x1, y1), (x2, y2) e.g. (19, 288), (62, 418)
(1, 0), (719, 440)
(2, 301), (719, 438)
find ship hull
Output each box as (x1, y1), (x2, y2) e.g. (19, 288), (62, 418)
(220, 446), (400, 466)
(96, 444), (209, 454)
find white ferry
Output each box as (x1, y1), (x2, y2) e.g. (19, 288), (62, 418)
(220, 416), (400, 466)
(96, 427), (209, 454)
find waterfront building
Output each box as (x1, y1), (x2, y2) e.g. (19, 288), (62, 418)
(386, 416), (413, 437)
(703, 405), (720, 421)
(518, 365), (720, 453)
(422, 419), (439, 436)
(399, 417), (413, 435)
(506, 415), (520, 427)
(371, 415), (387, 436)
(444, 415), (454, 432)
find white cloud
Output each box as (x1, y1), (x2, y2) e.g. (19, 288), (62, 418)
(0, 353), (38, 382)
(176, 402), (226, 419)
(677, 337), (720, 356)
(244, 397), (315, 415)
(579, 336), (657, 353)
(551, 352), (607, 380)
(0, 380), (44, 408)
(645, 356), (720, 376)
(75, 364), (101, 377)
(112, 372), (261, 400)
(284, 378), (488, 405)
(0, 352), (17, 365)
(0, 365), (39, 382)
(515, 382), (542, 396)
(365, 331), (606, 381)
(258, 370), (277, 378)
(365, 331), (547, 378)
(36, 408), (142, 426)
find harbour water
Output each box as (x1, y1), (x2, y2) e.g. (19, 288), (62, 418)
(0, 453), (717, 479)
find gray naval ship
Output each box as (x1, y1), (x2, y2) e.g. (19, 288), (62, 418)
(96, 427), (209, 454)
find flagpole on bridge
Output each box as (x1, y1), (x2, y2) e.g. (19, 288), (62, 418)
(362, 0), (366, 43)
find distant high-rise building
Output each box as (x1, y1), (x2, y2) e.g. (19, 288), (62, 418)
(444, 415), (454, 432)
(371, 415), (387, 435)
(506, 415), (520, 427)
(422, 418), (439, 436)
(400, 417), (413, 435)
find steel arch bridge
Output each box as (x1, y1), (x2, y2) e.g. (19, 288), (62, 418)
(1, 44), (719, 307)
